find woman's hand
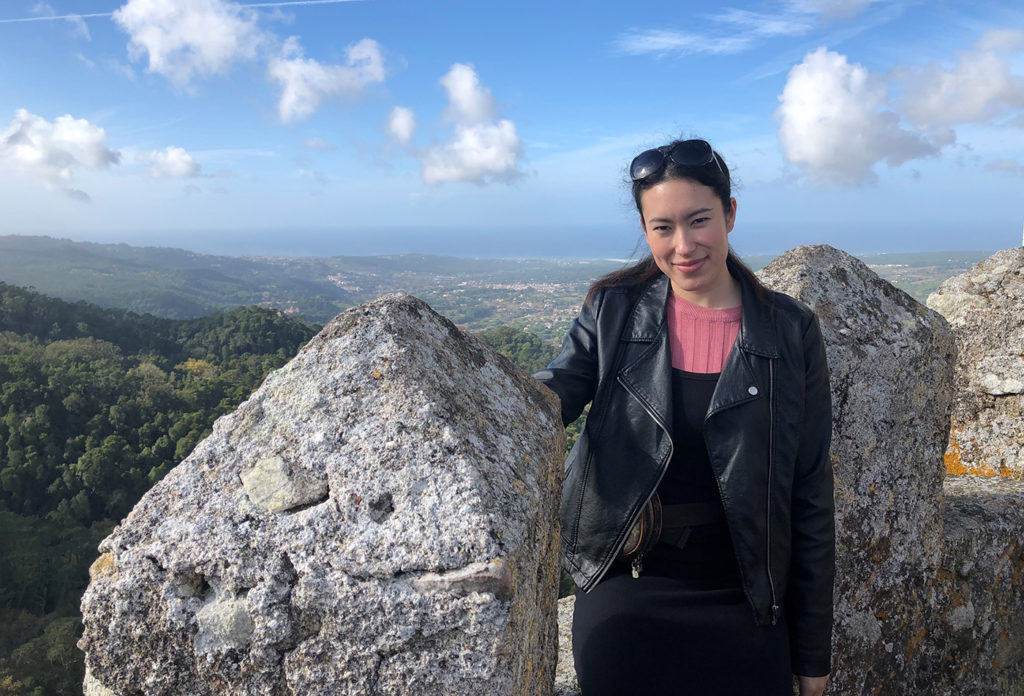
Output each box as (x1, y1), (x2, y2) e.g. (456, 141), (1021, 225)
(797, 674), (829, 696)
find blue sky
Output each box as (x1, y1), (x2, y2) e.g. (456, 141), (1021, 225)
(1, 0), (1023, 258)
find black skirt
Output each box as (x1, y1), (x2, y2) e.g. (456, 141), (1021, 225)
(572, 540), (792, 695)
(571, 370), (793, 695)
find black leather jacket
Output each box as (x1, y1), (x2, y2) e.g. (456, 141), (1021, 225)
(534, 267), (834, 677)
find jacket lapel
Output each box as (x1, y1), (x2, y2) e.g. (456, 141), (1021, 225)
(708, 265), (778, 417)
(617, 275), (673, 431)
(612, 264), (779, 426)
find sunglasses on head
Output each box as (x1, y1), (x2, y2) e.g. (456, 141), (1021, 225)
(629, 139), (724, 181)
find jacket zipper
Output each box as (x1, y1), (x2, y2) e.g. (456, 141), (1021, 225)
(589, 375), (673, 586)
(767, 359), (779, 625)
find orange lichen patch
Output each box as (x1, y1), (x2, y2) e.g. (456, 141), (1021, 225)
(371, 368), (383, 379)
(945, 449), (967, 475)
(944, 431), (999, 476)
(874, 610), (890, 620)
(945, 430), (968, 475)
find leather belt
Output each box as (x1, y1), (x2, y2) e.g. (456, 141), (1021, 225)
(659, 501), (725, 549)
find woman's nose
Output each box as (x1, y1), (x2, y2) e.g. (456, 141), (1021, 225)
(673, 230), (697, 255)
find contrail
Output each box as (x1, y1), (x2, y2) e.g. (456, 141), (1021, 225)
(0, 12), (112, 23)
(0, 0), (365, 24)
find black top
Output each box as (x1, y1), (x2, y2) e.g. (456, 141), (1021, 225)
(650, 368), (739, 585)
(658, 369), (721, 505)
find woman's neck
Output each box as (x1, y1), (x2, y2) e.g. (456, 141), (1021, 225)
(669, 274), (742, 308)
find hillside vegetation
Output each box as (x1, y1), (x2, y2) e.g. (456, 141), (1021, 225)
(0, 283), (319, 695)
(0, 283), (562, 695)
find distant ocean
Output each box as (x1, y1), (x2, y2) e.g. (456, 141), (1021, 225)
(63, 221), (1010, 260)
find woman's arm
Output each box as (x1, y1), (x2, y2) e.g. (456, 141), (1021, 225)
(798, 673), (830, 696)
(786, 312), (835, 679)
(532, 290), (605, 426)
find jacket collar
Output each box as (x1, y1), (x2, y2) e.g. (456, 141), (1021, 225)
(622, 262), (780, 359)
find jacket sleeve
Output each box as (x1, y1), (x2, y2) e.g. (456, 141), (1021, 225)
(532, 289), (604, 426)
(786, 312), (835, 677)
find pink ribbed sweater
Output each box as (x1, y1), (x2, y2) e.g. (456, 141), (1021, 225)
(667, 293), (741, 373)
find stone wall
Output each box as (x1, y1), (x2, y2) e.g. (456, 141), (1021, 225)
(926, 476), (1024, 696)
(79, 294), (565, 696)
(758, 246), (954, 693)
(923, 247), (1024, 695)
(927, 247), (1024, 478)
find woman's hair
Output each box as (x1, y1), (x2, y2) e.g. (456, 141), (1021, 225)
(586, 138), (771, 305)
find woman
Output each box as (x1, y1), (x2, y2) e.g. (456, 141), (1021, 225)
(534, 139), (834, 695)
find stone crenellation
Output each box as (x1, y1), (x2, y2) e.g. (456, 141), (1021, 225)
(926, 247), (1024, 479)
(79, 294), (565, 696)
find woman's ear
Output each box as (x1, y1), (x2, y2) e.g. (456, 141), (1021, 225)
(726, 197), (737, 233)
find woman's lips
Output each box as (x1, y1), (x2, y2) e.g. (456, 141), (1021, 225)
(674, 258), (706, 273)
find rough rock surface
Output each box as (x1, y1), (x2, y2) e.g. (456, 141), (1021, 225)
(926, 475), (1024, 695)
(554, 597), (578, 696)
(79, 294), (565, 696)
(927, 247), (1024, 478)
(759, 245), (955, 695)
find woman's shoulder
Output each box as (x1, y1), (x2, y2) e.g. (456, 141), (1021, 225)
(766, 289), (821, 335)
(769, 289), (814, 317)
(585, 273), (658, 310)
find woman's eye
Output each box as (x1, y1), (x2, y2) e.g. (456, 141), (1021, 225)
(692, 217), (710, 226)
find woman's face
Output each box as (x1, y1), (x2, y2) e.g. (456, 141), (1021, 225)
(640, 177), (738, 307)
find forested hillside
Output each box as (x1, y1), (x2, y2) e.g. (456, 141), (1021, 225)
(0, 283), (564, 695)
(0, 283), (319, 695)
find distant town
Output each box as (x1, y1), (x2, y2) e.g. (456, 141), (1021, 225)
(0, 235), (995, 345)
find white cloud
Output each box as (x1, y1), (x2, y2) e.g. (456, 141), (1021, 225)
(138, 146), (200, 178)
(614, 29), (752, 57)
(387, 106), (416, 144)
(419, 64), (522, 185)
(112, 0), (265, 88)
(303, 137), (335, 151)
(0, 109), (120, 200)
(776, 47), (938, 184)
(615, 0), (892, 57)
(984, 159), (1024, 176)
(440, 64), (495, 123)
(107, 59), (137, 80)
(267, 36), (385, 123)
(66, 14), (91, 40)
(422, 121), (522, 185)
(896, 30), (1024, 131)
(296, 168), (330, 185)
(785, 0), (880, 19)
(31, 2), (91, 39)
(715, 8), (813, 37)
